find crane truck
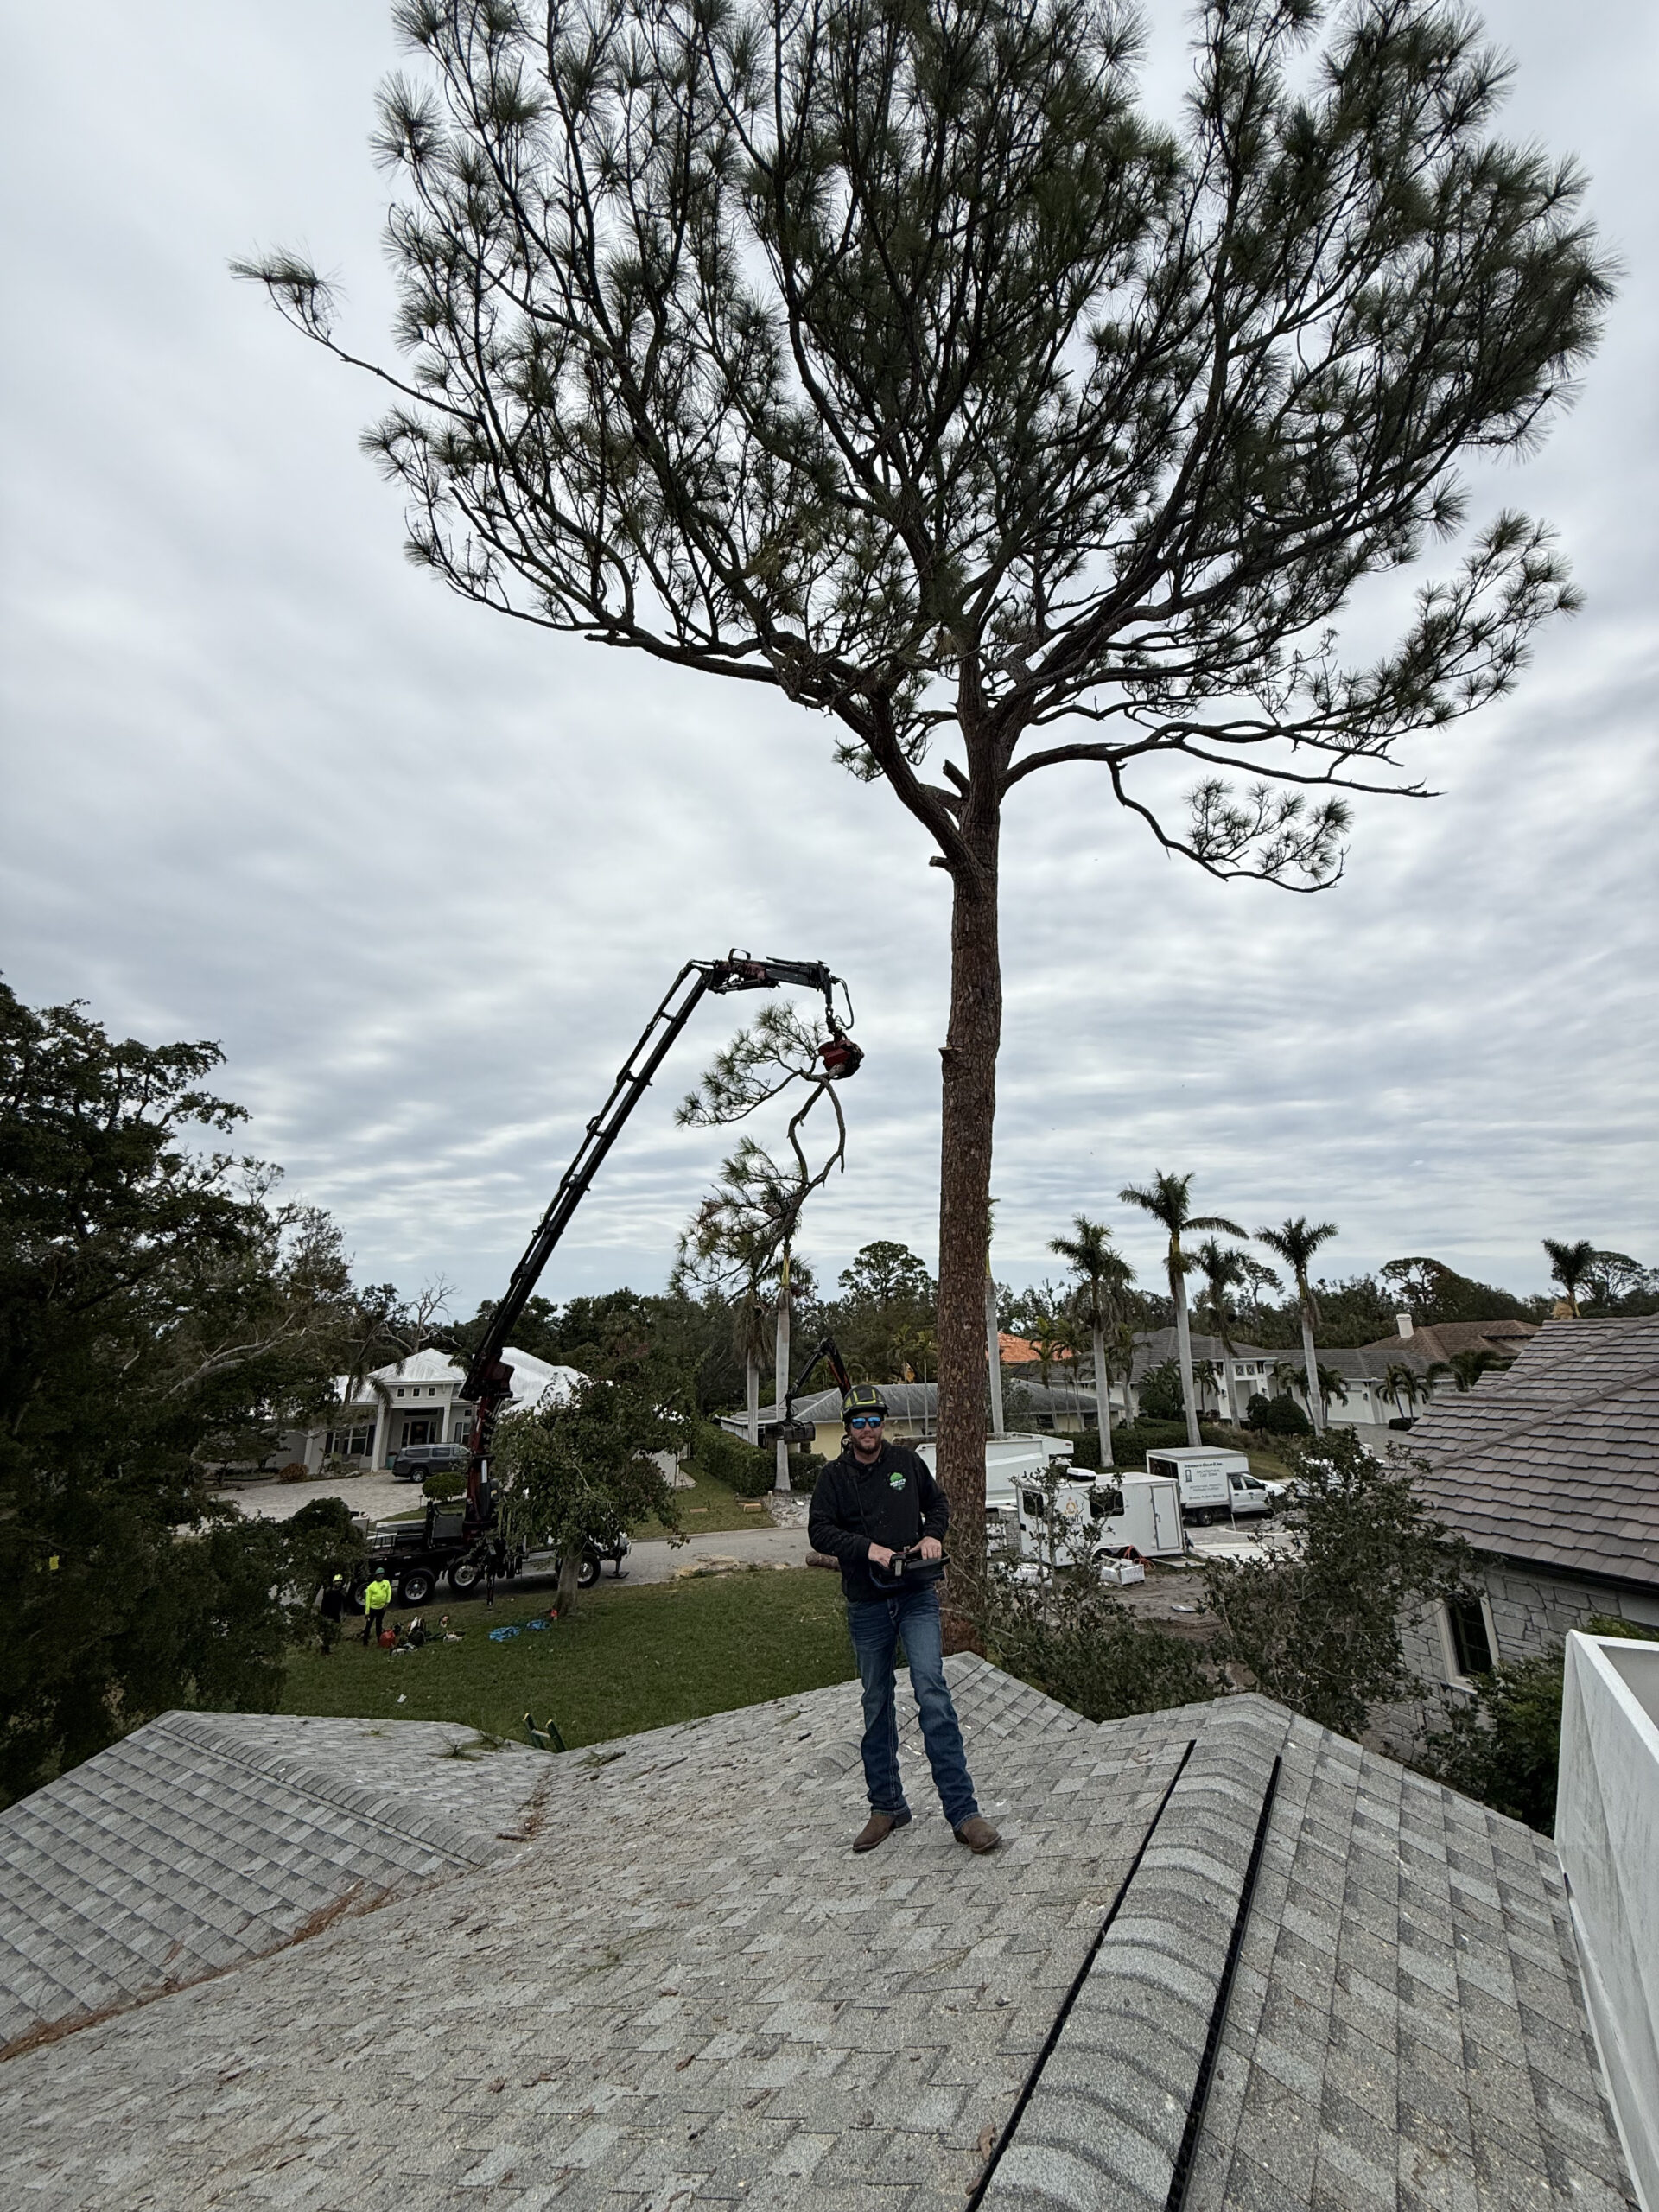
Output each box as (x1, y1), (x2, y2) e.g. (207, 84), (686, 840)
(360, 953), (861, 1606)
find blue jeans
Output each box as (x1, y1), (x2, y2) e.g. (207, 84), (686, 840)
(846, 1585), (979, 1828)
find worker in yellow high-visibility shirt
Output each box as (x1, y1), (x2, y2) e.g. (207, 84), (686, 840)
(361, 1573), (393, 1646)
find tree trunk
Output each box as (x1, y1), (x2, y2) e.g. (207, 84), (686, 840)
(774, 1261), (791, 1493)
(746, 1349), (759, 1446)
(1300, 1307), (1325, 1434)
(936, 833), (1001, 1648)
(1172, 1259), (1201, 1448)
(555, 1547), (582, 1618)
(985, 1274), (1005, 1438)
(1092, 1322), (1115, 1468)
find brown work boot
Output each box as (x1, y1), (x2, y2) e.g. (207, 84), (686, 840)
(853, 1808), (912, 1853)
(954, 1815), (1001, 1855)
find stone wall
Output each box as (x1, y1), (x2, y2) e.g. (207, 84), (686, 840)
(1479, 1562), (1659, 1664)
(1379, 1560), (1659, 1762)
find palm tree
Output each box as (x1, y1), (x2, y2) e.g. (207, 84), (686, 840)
(1049, 1216), (1135, 1469)
(1383, 1360), (1426, 1422)
(1316, 1364), (1351, 1411)
(1542, 1236), (1599, 1318)
(1447, 1347), (1511, 1392)
(1024, 1290), (1071, 1430)
(1120, 1173), (1246, 1449)
(1256, 1217), (1339, 1435)
(1269, 1357), (1306, 1405)
(1192, 1236), (1249, 1423)
(1421, 1358), (1458, 1404)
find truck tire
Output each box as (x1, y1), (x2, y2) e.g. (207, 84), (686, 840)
(448, 1559), (483, 1593)
(398, 1567), (437, 1606)
(576, 1554), (600, 1591)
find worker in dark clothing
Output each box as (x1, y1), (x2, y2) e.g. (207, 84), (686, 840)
(809, 1385), (1001, 1857)
(318, 1575), (346, 1656)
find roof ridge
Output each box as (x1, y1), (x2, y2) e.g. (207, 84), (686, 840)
(146, 1713), (513, 1868)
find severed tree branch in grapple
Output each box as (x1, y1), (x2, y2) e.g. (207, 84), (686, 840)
(237, 0), (1611, 1582)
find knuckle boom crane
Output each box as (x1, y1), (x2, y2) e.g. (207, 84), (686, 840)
(458, 952), (861, 1534)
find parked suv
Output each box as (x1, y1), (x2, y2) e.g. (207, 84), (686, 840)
(391, 1441), (471, 1484)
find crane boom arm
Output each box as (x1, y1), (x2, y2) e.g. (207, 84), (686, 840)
(458, 953), (858, 1521)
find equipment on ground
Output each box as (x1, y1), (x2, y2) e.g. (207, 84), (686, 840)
(354, 1504), (520, 1607)
(457, 954), (860, 1532)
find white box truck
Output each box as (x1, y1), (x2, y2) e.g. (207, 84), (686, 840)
(1143, 1446), (1272, 1525)
(916, 1433), (1075, 1521)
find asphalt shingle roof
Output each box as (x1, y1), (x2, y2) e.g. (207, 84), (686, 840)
(0, 1660), (1631, 2210)
(1408, 1317), (1659, 1591)
(0, 1712), (549, 2051)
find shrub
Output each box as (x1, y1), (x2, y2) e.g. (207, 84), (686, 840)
(285, 1496), (359, 1541)
(1246, 1392), (1312, 1436)
(1137, 1358), (1185, 1422)
(276, 1461), (311, 1484)
(1200, 1428), (1464, 1740)
(785, 1450), (825, 1493)
(1418, 1615), (1653, 1834)
(422, 1468), (467, 1501)
(973, 1560), (1217, 1725)
(691, 1422), (776, 1497)
(1068, 1421), (1188, 1471)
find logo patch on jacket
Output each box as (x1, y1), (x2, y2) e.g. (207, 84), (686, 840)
(889, 1471), (906, 1489)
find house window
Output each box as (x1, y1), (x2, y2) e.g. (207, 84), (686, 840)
(1446, 1596), (1494, 1680)
(325, 1424), (375, 1458)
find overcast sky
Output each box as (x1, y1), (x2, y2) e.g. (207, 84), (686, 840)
(3, 0), (1656, 1321)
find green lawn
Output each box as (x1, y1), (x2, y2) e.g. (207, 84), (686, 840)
(633, 1471), (775, 1539)
(283, 1566), (854, 1749)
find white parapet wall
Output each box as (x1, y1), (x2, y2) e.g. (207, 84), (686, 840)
(1557, 1631), (1659, 2212)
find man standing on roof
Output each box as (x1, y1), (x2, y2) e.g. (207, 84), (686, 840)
(809, 1384), (1001, 1856)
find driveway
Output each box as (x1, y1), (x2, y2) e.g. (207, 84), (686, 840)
(212, 1473), (411, 1524)
(619, 1523), (813, 1585)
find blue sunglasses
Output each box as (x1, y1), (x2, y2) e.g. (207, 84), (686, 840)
(849, 1414), (885, 1429)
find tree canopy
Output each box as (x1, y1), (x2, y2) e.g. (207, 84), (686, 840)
(0, 982), (368, 1804)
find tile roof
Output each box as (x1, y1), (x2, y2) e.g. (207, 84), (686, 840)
(1408, 1318), (1659, 1590)
(1361, 1319), (1540, 1364)
(739, 1376), (1095, 1430)
(1131, 1328), (1434, 1386)
(0, 1662), (1630, 2210)
(0, 1712), (549, 2051)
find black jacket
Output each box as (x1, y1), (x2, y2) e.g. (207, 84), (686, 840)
(808, 1440), (950, 1605)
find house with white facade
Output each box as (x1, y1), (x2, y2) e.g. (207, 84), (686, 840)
(1126, 1325), (1422, 1441)
(299, 1345), (583, 1472)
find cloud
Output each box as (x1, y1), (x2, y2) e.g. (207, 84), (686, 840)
(3, 0), (1655, 1322)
